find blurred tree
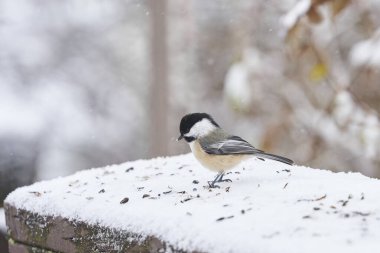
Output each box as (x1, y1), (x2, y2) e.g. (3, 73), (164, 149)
(150, 0), (169, 156)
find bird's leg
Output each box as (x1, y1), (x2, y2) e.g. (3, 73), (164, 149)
(208, 173), (223, 188)
(217, 173), (232, 183)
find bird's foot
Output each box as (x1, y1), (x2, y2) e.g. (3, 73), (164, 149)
(218, 178), (232, 183)
(216, 174), (232, 183)
(207, 181), (220, 188)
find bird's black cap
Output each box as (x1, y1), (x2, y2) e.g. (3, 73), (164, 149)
(178, 113), (219, 141)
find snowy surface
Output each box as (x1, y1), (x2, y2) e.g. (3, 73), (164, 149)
(0, 208), (5, 234)
(5, 154), (380, 253)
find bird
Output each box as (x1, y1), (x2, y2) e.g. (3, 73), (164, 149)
(177, 113), (294, 188)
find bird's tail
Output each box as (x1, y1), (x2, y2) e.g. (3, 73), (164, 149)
(255, 152), (294, 165)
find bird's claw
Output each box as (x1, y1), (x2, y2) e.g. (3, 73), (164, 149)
(208, 181), (220, 188)
(218, 179), (232, 183)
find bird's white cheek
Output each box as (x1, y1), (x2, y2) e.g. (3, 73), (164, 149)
(187, 119), (216, 138)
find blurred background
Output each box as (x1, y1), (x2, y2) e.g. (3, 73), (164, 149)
(1, 0), (380, 251)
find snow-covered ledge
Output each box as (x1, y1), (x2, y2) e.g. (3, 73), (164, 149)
(4, 154), (380, 253)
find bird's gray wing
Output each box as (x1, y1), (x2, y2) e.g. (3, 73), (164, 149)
(200, 135), (264, 155)
(200, 135), (294, 165)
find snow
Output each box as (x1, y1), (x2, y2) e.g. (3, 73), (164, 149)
(333, 90), (380, 158)
(5, 154), (380, 253)
(224, 50), (254, 111)
(350, 29), (380, 67)
(0, 208), (5, 234)
(280, 0), (311, 30)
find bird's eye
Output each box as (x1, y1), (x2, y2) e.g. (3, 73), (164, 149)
(184, 136), (196, 142)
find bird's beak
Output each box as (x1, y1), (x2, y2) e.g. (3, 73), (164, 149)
(177, 135), (183, 141)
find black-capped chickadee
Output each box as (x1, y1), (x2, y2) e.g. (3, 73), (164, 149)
(177, 113), (294, 188)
